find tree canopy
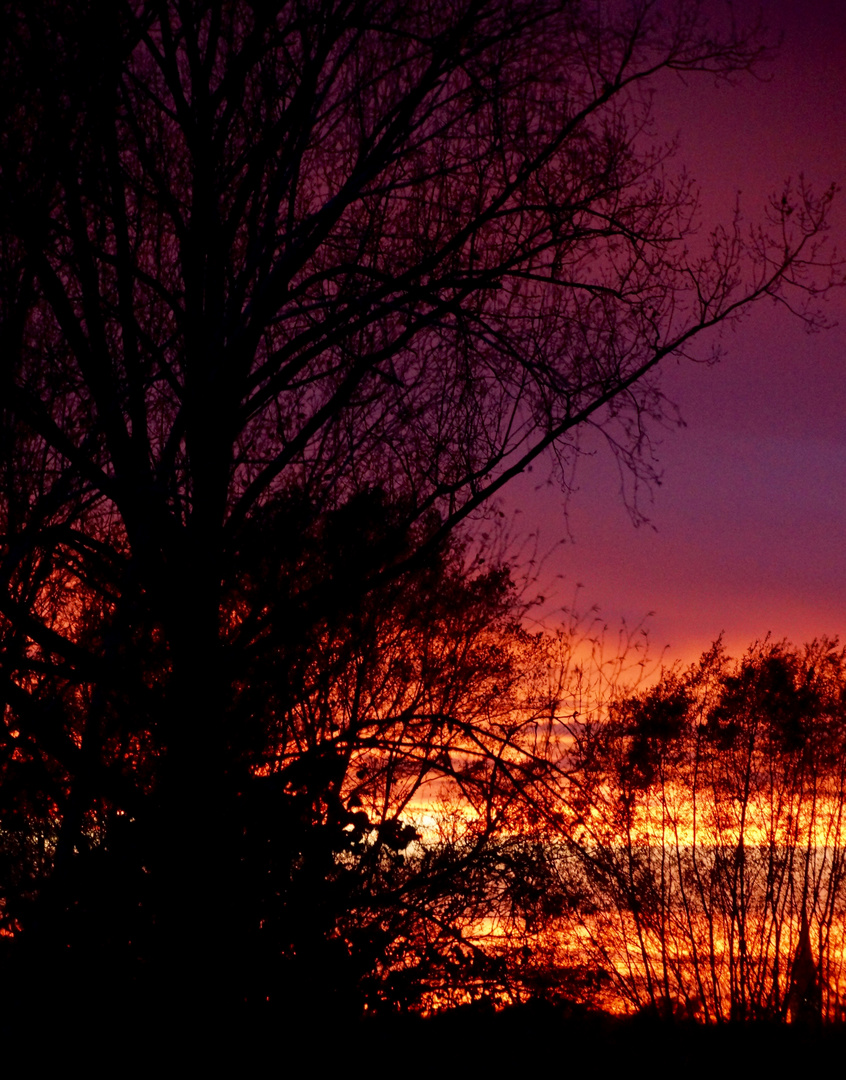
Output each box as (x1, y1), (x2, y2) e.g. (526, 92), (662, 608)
(534, 638), (846, 1022)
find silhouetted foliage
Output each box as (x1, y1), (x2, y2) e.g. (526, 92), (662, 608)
(541, 638), (846, 1021)
(0, 0), (837, 1014)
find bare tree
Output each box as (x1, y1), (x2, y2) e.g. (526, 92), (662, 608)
(0, 0), (837, 1010)
(551, 638), (846, 1022)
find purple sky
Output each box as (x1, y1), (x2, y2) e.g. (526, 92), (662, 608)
(505, 0), (846, 663)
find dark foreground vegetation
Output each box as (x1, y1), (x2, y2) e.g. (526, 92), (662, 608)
(3, 995), (846, 1073)
(0, 0), (839, 1026)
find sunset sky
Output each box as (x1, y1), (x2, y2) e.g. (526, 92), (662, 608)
(508, 0), (846, 664)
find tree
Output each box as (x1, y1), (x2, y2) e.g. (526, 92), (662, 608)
(0, 0), (837, 1012)
(548, 638), (846, 1022)
(222, 503), (569, 1015)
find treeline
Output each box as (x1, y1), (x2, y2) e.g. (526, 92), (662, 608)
(506, 636), (846, 1022)
(4, 516), (846, 1022)
(318, 624), (846, 1023)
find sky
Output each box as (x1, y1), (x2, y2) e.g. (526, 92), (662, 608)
(504, 0), (846, 665)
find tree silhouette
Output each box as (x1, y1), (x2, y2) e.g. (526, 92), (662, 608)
(546, 638), (846, 1021)
(0, 0), (837, 1013)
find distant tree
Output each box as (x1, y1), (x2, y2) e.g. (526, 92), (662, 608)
(550, 638), (846, 1022)
(0, 0), (837, 1012)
